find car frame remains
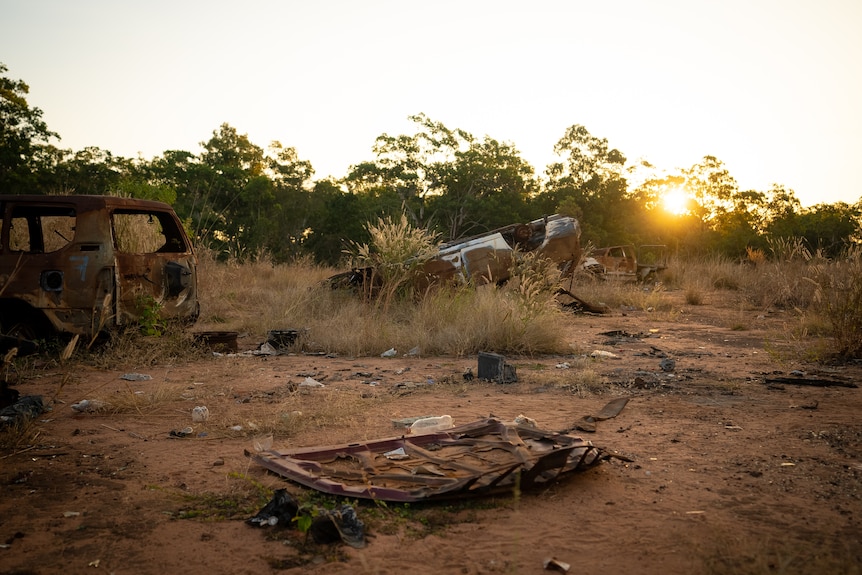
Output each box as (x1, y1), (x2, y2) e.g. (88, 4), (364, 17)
(250, 417), (608, 503)
(0, 195), (199, 346)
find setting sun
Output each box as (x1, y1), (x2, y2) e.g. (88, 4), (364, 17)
(663, 187), (691, 215)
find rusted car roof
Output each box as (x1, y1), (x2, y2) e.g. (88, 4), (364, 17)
(251, 418), (607, 502)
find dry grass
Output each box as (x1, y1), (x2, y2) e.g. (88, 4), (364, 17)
(193, 244), (571, 357)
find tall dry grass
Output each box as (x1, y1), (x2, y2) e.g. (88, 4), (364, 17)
(194, 252), (571, 357)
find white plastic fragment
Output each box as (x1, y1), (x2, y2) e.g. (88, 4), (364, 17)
(409, 415), (453, 434)
(590, 350), (619, 359)
(381, 348), (397, 358)
(514, 414), (538, 428)
(299, 377), (324, 388)
(192, 406), (209, 422)
(384, 447), (409, 460)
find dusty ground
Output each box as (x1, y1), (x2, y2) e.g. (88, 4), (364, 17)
(1, 291), (861, 575)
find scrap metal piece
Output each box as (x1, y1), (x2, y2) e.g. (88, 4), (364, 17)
(763, 377), (857, 388)
(477, 351), (517, 383)
(251, 418), (607, 502)
(572, 397), (630, 433)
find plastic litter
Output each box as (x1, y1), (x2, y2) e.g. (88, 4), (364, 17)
(191, 406), (209, 422)
(409, 415), (453, 434)
(71, 399), (106, 413)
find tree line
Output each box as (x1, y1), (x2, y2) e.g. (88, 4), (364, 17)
(3, 63), (860, 265)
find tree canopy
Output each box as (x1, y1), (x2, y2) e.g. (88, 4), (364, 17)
(1, 63), (860, 264)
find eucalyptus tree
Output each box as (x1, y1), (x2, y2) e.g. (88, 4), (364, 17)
(0, 62), (60, 194)
(346, 113), (536, 241)
(538, 124), (632, 246)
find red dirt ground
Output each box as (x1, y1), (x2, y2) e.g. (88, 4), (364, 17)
(1, 292), (860, 575)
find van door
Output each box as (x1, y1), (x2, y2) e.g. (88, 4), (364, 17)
(111, 208), (198, 328)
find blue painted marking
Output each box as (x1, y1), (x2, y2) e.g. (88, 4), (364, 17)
(69, 255), (90, 281)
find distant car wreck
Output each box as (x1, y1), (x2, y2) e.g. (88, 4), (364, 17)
(329, 214), (581, 291)
(250, 416), (612, 503)
(581, 244), (668, 282)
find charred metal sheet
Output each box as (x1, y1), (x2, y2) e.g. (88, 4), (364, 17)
(250, 418), (607, 502)
(571, 397), (630, 433)
(477, 351), (518, 383)
(763, 376), (858, 389)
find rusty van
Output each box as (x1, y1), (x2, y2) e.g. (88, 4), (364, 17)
(0, 195), (199, 347)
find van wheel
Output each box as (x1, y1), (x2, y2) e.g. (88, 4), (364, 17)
(0, 310), (47, 354)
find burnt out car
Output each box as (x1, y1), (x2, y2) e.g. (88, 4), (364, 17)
(0, 195), (199, 346)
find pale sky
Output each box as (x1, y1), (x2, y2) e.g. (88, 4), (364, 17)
(2, 0), (860, 207)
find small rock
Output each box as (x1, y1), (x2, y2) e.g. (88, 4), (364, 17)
(659, 358), (676, 372)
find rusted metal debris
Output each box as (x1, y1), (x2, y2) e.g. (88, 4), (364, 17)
(250, 417), (616, 502)
(571, 397), (630, 433)
(581, 244), (668, 282)
(329, 214), (582, 292)
(0, 195), (199, 347)
(764, 376), (858, 389)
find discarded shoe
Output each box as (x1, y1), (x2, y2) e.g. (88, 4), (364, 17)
(246, 489), (299, 527)
(310, 504), (365, 548)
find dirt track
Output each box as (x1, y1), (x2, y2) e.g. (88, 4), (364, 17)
(1, 293), (860, 575)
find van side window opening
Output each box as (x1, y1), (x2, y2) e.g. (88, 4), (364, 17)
(8, 206), (77, 253)
(112, 210), (187, 254)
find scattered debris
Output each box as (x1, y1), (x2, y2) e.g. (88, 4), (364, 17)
(572, 397), (630, 433)
(380, 348), (397, 358)
(250, 418), (610, 502)
(392, 415), (436, 429)
(590, 350), (619, 359)
(409, 415), (454, 434)
(70, 399), (106, 413)
(247, 488), (299, 528)
(247, 489), (366, 548)
(0, 395), (45, 427)
(478, 352), (518, 383)
(299, 377), (325, 388)
(191, 406), (209, 422)
(194, 331), (238, 353)
(763, 377), (858, 389)
(120, 373), (152, 381)
(543, 557), (571, 573)
(266, 329), (301, 351)
(555, 288), (610, 315)
(659, 358), (676, 372)
(169, 426), (194, 438)
(309, 505), (366, 548)
(514, 414), (538, 428)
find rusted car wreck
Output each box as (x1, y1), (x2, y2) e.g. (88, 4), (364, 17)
(582, 244), (668, 282)
(330, 214), (582, 290)
(0, 195), (199, 347)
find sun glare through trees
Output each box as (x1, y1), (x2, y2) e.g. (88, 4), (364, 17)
(662, 186), (691, 215)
